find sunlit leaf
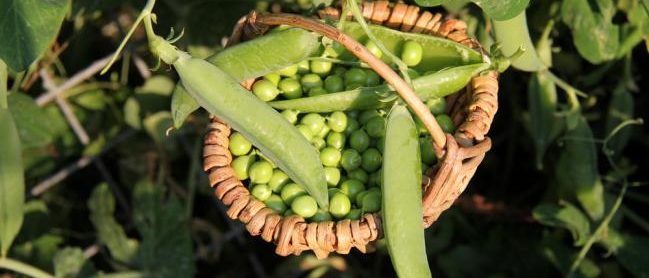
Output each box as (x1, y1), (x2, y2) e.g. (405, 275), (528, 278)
(561, 0), (620, 64)
(53, 247), (96, 278)
(533, 202), (591, 246)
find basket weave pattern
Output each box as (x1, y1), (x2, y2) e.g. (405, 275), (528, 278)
(202, 1), (499, 259)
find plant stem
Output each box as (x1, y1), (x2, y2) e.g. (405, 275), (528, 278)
(0, 257), (54, 278)
(0, 59), (7, 109)
(543, 70), (588, 98)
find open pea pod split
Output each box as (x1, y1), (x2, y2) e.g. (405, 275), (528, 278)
(382, 104), (431, 278)
(171, 28), (322, 128)
(269, 63), (490, 113)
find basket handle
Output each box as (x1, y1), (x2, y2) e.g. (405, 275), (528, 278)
(249, 12), (448, 151)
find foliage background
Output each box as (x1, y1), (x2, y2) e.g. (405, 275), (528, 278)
(1, 0), (648, 277)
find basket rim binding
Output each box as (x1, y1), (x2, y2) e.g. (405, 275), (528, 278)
(202, 0), (499, 259)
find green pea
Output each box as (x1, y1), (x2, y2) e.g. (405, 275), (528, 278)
(301, 73), (323, 90)
(279, 78), (303, 99)
(426, 97), (447, 115)
(348, 209), (362, 220)
(252, 79), (280, 101)
(328, 187), (342, 197)
(344, 117), (360, 136)
(297, 60), (310, 74)
(344, 68), (367, 85)
(280, 109), (299, 124)
(326, 132), (346, 149)
(341, 149), (362, 171)
(365, 116), (386, 138)
(264, 72), (281, 86)
(301, 113), (326, 134)
(310, 60), (332, 76)
(231, 155), (255, 180)
(320, 147), (341, 167)
(229, 132), (252, 156)
(324, 167), (341, 187)
(345, 82), (363, 91)
(264, 194), (286, 213)
(284, 209), (295, 216)
(413, 116), (428, 135)
(435, 114), (455, 134)
(310, 209), (332, 222)
(361, 148), (382, 172)
(332, 66), (347, 75)
(325, 42), (346, 58)
(297, 124), (314, 140)
(365, 40), (383, 59)
(420, 137), (437, 165)
(359, 110), (381, 124)
(349, 129), (370, 152)
(317, 124), (331, 138)
(401, 40), (423, 67)
(278, 64), (298, 77)
(355, 190), (369, 206)
(291, 195), (318, 218)
(347, 110), (360, 119)
(361, 190), (381, 213)
(312, 137), (326, 150)
(369, 170), (382, 187)
(324, 75), (344, 93)
(347, 168), (368, 184)
(329, 192), (351, 219)
(251, 184), (272, 201)
(308, 87), (328, 97)
(281, 183), (307, 204)
(249, 161), (273, 184)
(268, 169), (290, 192)
(376, 136), (385, 153)
(365, 69), (381, 86)
(340, 179), (365, 200)
(327, 111), (348, 133)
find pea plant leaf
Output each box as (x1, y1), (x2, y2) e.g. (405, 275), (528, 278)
(0, 0), (71, 71)
(555, 116), (605, 221)
(615, 235), (649, 277)
(88, 183), (139, 263)
(53, 247), (96, 278)
(133, 180), (195, 278)
(473, 0), (530, 21)
(533, 202), (591, 246)
(561, 0), (620, 64)
(8, 93), (54, 149)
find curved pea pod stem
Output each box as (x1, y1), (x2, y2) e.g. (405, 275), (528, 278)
(493, 12), (546, 72)
(555, 116), (604, 221)
(382, 104), (431, 278)
(171, 28), (321, 128)
(0, 108), (25, 257)
(269, 63), (489, 112)
(172, 51), (329, 208)
(342, 22), (484, 73)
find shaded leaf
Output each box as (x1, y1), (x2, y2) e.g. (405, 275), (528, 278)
(88, 183), (138, 263)
(53, 247), (96, 278)
(556, 116), (605, 220)
(561, 0), (620, 64)
(542, 238), (600, 278)
(8, 93), (54, 149)
(133, 181), (195, 278)
(0, 107), (25, 257)
(11, 234), (63, 271)
(0, 0), (70, 71)
(616, 235), (649, 277)
(533, 202), (591, 246)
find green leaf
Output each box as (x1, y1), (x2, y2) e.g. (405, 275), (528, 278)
(135, 76), (175, 97)
(133, 181), (195, 278)
(561, 0), (620, 64)
(0, 108), (25, 257)
(556, 116), (605, 221)
(533, 202), (591, 246)
(123, 97), (141, 130)
(0, 0), (71, 71)
(414, 0), (442, 7)
(8, 93), (54, 149)
(527, 72), (558, 169)
(542, 238), (601, 278)
(53, 247), (96, 278)
(170, 85), (199, 129)
(473, 0), (530, 21)
(616, 235), (649, 277)
(73, 89), (106, 111)
(88, 183), (138, 263)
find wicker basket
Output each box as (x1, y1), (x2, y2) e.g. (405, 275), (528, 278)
(202, 1), (499, 259)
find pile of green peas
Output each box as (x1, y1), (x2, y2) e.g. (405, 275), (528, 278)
(230, 39), (456, 222)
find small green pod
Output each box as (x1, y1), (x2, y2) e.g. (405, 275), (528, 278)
(382, 105), (430, 278)
(173, 51), (328, 208)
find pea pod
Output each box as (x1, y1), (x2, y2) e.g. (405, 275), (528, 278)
(164, 45), (329, 208)
(342, 22), (483, 72)
(381, 104), (430, 278)
(527, 72), (559, 170)
(171, 28), (321, 128)
(269, 63), (489, 112)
